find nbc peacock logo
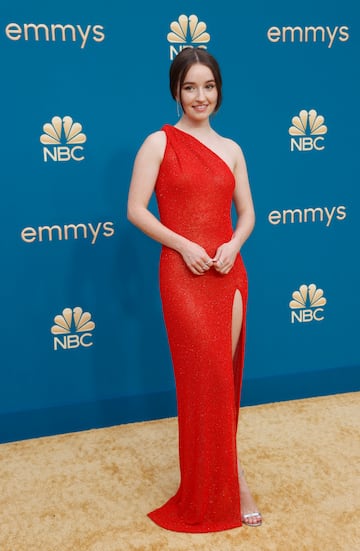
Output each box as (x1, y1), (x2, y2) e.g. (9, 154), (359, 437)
(168, 14), (210, 60)
(40, 115), (87, 162)
(289, 109), (327, 152)
(51, 307), (95, 350)
(289, 284), (327, 324)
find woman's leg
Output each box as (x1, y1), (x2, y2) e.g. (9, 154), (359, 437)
(231, 289), (243, 358)
(232, 290), (262, 526)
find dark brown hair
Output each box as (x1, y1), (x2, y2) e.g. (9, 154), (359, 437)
(169, 48), (222, 112)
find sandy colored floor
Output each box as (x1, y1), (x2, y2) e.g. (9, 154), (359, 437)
(1, 392), (359, 551)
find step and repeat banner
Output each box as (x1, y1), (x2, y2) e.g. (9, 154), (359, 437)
(1, 1), (359, 441)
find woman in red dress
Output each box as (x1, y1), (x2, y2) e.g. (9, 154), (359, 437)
(127, 47), (261, 532)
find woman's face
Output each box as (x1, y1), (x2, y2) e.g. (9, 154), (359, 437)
(178, 63), (218, 121)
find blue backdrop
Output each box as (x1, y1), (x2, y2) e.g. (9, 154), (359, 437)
(1, 0), (359, 442)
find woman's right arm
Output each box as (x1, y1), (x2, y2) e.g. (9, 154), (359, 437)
(127, 131), (212, 275)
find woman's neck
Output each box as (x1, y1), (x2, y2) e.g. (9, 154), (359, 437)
(175, 116), (213, 135)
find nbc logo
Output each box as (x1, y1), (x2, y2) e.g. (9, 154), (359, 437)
(289, 284), (327, 324)
(289, 109), (327, 152)
(40, 116), (87, 162)
(51, 307), (95, 350)
(168, 14), (210, 60)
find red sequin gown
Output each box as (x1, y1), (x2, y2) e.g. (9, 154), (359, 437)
(148, 125), (248, 533)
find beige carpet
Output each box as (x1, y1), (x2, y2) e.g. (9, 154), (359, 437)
(1, 392), (359, 551)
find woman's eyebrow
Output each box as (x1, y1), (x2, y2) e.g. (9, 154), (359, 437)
(182, 79), (215, 85)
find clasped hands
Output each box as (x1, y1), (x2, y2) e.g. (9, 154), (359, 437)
(181, 240), (239, 276)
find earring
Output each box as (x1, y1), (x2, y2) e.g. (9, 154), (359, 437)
(176, 101), (181, 118)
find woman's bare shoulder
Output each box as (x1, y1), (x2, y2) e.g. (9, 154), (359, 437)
(141, 129), (166, 149)
(137, 129), (167, 162)
(220, 135), (244, 156)
(215, 135), (245, 170)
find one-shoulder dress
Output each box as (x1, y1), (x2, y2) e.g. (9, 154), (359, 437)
(148, 124), (248, 533)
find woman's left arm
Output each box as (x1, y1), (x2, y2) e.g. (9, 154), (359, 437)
(213, 143), (255, 274)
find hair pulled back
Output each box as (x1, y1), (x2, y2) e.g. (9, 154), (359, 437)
(169, 48), (222, 113)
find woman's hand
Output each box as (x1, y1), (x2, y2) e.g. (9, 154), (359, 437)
(179, 240), (213, 276)
(212, 240), (239, 275)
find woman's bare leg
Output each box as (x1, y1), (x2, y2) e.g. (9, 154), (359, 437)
(232, 290), (262, 526)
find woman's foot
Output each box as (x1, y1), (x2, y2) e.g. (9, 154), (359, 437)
(238, 465), (262, 527)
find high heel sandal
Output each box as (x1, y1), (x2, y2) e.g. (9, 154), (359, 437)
(239, 467), (263, 527)
(241, 512), (263, 527)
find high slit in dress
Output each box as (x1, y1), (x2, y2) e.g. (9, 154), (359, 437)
(148, 124), (248, 533)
